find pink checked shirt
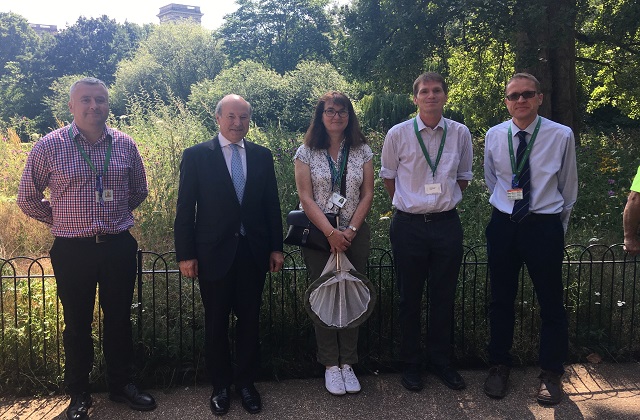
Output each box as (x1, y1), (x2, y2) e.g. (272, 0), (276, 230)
(17, 122), (148, 238)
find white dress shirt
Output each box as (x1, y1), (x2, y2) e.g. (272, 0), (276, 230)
(484, 116), (578, 231)
(219, 134), (247, 177)
(379, 116), (473, 213)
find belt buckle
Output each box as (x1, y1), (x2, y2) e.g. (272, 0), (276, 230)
(95, 234), (107, 244)
(423, 214), (432, 223)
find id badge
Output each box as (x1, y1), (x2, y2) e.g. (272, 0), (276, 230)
(95, 190), (114, 202)
(330, 192), (347, 208)
(424, 183), (442, 195)
(103, 189), (114, 202)
(507, 188), (524, 201)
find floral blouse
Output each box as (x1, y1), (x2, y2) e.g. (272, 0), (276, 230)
(294, 140), (373, 228)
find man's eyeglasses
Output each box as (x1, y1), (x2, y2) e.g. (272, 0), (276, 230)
(324, 109), (349, 118)
(505, 90), (538, 102)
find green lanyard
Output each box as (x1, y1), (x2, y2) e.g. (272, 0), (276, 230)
(68, 125), (112, 176)
(413, 117), (447, 177)
(325, 142), (350, 191)
(508, 117), (541, 187)
(68, 125), (112, 206)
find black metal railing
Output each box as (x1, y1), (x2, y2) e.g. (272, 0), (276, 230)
(1, 244), (638, 394)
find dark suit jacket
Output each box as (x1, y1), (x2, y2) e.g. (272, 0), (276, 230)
(174, 136), (283, 280)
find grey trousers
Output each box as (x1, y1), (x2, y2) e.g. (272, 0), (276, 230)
(301, 222), (371, 366)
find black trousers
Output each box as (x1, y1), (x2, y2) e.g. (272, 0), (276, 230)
(390, 210), (463, 367)
(197, 236), (266, 389)
(485, 209), (568, 374)
(49, 231), (137, 394)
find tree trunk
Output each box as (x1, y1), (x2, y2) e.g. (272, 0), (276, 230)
(512, 0), (580, 143)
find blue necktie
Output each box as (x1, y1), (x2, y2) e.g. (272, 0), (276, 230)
(230, 143), (245, 203)
(511, 131), (530, 222)
(230, 143), (246, 234)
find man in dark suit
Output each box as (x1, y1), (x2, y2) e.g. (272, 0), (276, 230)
(174, 94), (284, 415)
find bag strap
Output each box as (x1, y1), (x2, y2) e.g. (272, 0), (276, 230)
(340, 145), (349, 198)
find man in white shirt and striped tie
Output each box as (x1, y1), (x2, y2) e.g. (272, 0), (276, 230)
(483, 73), (578, 406)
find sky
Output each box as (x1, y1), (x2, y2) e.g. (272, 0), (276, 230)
(0, 0), (240, 30)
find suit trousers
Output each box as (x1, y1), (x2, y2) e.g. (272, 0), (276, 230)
(198, 236), (266, 389)
(302, 222), (371, 367)
(50, 231), (137, 394)
(390, 210), (463, 367)
(485, 209), (568, 374)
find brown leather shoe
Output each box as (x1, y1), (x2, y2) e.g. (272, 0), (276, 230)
(483, 365), (510, 399)
(537, 370), (563, 405)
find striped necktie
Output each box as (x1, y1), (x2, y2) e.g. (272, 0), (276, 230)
(511, 131), (530, 222)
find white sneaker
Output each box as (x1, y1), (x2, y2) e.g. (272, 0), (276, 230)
(341, 364), (361, 393)
(325, 366), (346, 395)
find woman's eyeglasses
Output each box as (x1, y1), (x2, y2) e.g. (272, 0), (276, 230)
(323, 109), (349, 118)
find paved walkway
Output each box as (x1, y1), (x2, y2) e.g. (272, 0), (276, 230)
(1, 363), (639, 419)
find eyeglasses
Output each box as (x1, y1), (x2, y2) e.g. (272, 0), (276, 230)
(505, 90), (538, 102)
(323, 109), (349, 118)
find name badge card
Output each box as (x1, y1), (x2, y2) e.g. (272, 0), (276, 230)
(507, 188), (523, 201)
(96, 190), (115, 203)
(103, 189), (114, 202)
(330, 192), (347, 208)
(424, 183), (442, 195)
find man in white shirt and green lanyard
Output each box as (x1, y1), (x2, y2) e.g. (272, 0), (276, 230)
(483, 72), (578, 405)
(380, 72), (473, 392)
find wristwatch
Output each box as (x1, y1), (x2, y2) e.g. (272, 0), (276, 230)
(347, 225), (357, 232)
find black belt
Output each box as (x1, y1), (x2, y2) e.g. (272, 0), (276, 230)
(395, 208), (457, 223)
(493, 208), (560, 223)
(58, 231), (128, 244)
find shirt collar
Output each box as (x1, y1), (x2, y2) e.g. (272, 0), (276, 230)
(70, 122), (110, 144)
(509, 115), (540, 136)
(218, 133), (245, 149)
(416, 115), (445, 132)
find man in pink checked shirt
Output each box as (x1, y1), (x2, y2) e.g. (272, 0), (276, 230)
(17, 77), (156, 420)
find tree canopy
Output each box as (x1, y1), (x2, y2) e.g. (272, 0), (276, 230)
(219, 0), (333, 74)
(0, 0), (639, 136)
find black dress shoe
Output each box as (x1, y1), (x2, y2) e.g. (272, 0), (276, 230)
(430, 364), (466, 390)
(401, 364), (424, 392)
(237, 385), (262, 414)
(66, 392), (92, 420)
(210, 387), (231, 416)
(109, 383), (157, 411)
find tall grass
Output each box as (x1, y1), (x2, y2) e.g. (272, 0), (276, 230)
(2, 99), (639, 256)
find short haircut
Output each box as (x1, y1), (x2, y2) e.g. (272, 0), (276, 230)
(304, 91), (367, 150)
(69, 77), (108, 98)
(215, 94), (253, 117)
(413, 72), (448, 96)
(506, 73), (541, 93)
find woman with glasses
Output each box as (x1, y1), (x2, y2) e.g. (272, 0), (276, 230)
(294, 91), (374, 395)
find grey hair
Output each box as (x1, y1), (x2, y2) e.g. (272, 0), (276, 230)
(69, 77), (108, 98)
(215, 94), (253, 117)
